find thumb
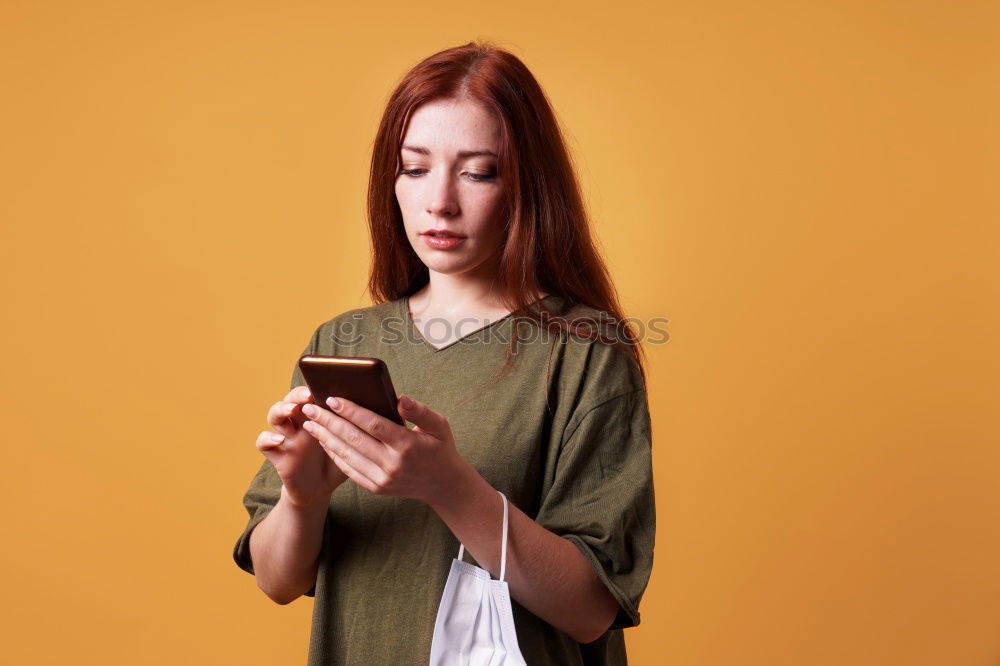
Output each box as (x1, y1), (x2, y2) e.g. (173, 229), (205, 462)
(397, 394), (448, 438)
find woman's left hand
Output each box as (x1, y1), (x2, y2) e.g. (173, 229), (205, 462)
(299, 394), (468, 505)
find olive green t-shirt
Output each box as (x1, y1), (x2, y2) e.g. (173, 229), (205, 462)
(233, 294), (655, 665)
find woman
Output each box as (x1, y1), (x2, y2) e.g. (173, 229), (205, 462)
(233, 41), (655, 665)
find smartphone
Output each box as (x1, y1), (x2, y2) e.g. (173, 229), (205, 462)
(297, 355), (405, 426)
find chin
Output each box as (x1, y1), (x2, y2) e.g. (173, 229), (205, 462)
(420, 256), (476, 274)
(414, 247), (493, 274)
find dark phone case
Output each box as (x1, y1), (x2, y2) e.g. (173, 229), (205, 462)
(297, 355), (404, 426)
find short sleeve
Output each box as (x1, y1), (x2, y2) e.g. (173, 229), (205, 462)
(535, 386), (655, 631)
(231, 325), (323, 597)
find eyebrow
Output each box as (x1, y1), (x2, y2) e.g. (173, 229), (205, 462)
(401, 144), (498, 159)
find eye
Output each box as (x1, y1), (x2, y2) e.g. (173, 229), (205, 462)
(398, 167), (496, 182)
(465, 171), (497, 182)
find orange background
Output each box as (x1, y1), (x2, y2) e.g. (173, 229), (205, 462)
(2, 1), (998, 664)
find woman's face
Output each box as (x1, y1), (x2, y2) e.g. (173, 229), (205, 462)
(395, 97), (506, 281)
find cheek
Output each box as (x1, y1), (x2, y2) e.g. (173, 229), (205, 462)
(469, 188), (504, 216)
(470, 195), (507, 243)
(394, 184), (414, 238)
(395, 180), (419, 220)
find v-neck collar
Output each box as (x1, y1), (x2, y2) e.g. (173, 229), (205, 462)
(399, 293), (558, 354)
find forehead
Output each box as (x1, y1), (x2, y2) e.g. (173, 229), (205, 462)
(401, 98), (500, 152)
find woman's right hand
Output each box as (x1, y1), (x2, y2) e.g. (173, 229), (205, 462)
(256, 385), (349, 508)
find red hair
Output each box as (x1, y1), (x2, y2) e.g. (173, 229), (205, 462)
(365, 40), (647, 387)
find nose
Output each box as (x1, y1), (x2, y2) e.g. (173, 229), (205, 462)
(425, 170), (459, 218)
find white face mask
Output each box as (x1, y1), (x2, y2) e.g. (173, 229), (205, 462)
(429, 491), (528, 666)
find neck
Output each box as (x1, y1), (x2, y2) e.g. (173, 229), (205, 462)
(411, 266), (547, 319)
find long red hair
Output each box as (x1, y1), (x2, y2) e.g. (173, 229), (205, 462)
(365, 40), (647, 387)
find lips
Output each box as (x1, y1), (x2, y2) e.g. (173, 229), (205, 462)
(422, 229), (465, 238)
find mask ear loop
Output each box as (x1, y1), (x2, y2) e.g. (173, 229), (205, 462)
(498, 490), (508, 582)
(455, 490), (510, 583)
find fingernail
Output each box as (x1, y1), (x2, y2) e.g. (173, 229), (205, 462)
(270, 433), (285, 443)
(400, 395), (414, 409)
(327, 396), (341, 410)
(302, 404), (317, 417)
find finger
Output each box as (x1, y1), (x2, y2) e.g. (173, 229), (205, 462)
(328, 449), (380, 494)
(267, 400), (302, 429)
(395, 394), (449, 439)
(325, 396), (405, 448)
(302, 420), (389, 490)
(256, 430), (287, 452)
(302, 402), (390, 469)
(283, 385), (313, 404)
